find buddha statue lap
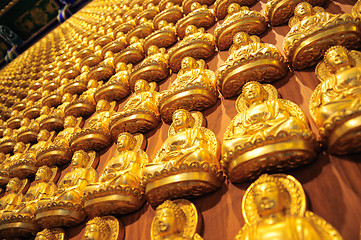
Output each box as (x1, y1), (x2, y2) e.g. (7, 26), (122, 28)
(217, 32), (288, 98)
(158, 57), (218, 122)
(0, 166), (58, 239)
(310, 46), (361, 154)
(35, 150), (98, 228)
(214, 4), (268, 51)
(222, 82), (317, 183)
(142, 109), (222, 206)
(37, 116), (82, 166)
(235, 174), (342, 240)
(151, 199), (203, 240)
(283, 2), (361, 70)
(69, 100), (115, 152)
(83, 216), (124, 240)
(83, 133), (148, 216)
(168, 25), (216, 72)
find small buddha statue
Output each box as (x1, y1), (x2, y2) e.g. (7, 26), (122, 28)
(168, 25), (216, 72)
(213, 0), (257, 20)
(158, 56), (218, 122)
(0, 153), (10, 187)
(235, 174), (342, 240)
(35, 228), (66, 240)
(126, 17), (154, 43)
(129, 45), (170, 88)
(83, 133), (147, 216)
(35, 150), (98, 228)
(110, 80), (160, 136)
(69, 100), (114, 152)
(176, 2), (215, 39)
(83, 216), (124, 240)
(0, 128), (17, 154)
(214, 4), (268, 50)
(222, 81), (317, 182)
(217, 32), (288, 98)
(114, 36), (145, 65)
(310, 46), (361, 154)
(142, 110), (222, 206)
(283, 2), (361, 70)
(0, 178), (26, 218)
(144, 20), (178, 53)
(153, 2), (183, 31)
(151, 199), (203, 240)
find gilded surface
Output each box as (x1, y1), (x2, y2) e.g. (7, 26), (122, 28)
(35, 228), (66, 240)
(83, 216), (124, 240)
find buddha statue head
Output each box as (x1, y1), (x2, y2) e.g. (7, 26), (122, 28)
(40, 105), (51, 115)
(62, 93), (73, 103)
(294, 2), (313, 19)
(148, 45), (160, 56)
(185, 25), (198, 36)
(35, 165), (53, 182)
(165, 2), (174, 9)
(87, 79), (98, 89)
(71, 150), (89, 169)
(190, 2), (202, 12)
(154, 200), (187, 238)
(130, 36), (140, 45)
(35, 229), (56, 240)
(37, 129), (51, 142)
(181, 56), (198, 71)
(63, 116), (77, 128)
(324, 46), (352, 73)
(13, 142), (26, 154)
(172, 109), (195, 133)
(116, 62), (128, 72)
(20, 118), (31, 127)
(5, 177), (22, 193)
(116, 132), (137, 152)
(96, 99), (111, 112)
(228, 3), (241, 15)
(242, 81), (268, 107)
(233, 32), (252, 48)
(84, 217), (111, 240)
(252, 174), (288, 218)
(134, 79), (151, 93)
(3, 128), (13, 137)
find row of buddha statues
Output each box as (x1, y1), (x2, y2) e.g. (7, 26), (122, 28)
(0, 0), (358, 238)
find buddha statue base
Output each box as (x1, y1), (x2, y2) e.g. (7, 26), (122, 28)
(36, 146), (72, 166)
(39, 116), (64, 132)
(65, 101), (96, 118)
(285, 20), (361, 70)
(129, 62), (170, 86)
(222, 134), (318, 183)
(265, 0), (301, 26)
(143, 162), (223, 206)
(23, 107), (41, 119)
(159, 88), (218, 122)
(6, 118), (21, 129)
(214, 0), (257, 19)
(42, 94), (62, 108)
(169, 41), (216, 72)
(12, 102), (26, 111)
(60, 68), (81, 82)
(110, 110), (160, 138)
(63, 81), (87, 95)
(94, 82), (130, 102)
(176, 10), (216, 39)
(70, 129), (112, 152)
(115, 23), (135, 35)
(9, 162), (38, 179)
(87, 65), (115, 82)
(153, 9), (183, 31)
(16, 130), (38, 144)
(322, 113), (361, 155)
(127, 25), (154, 44)
(0, 140), (16, 154)
(35, 202), (86, 228)
(114, 48), (145, 65)
(43, 81), (60, 93)
(83, 185), (144, 217)
(218, 58), (288, 98)
(27, 92), (42, 102)
(144, 29), (178, 53)
(102, 40), (127, 57)
(0, 216), (39, 239)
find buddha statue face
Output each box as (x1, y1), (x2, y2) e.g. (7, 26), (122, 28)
(158, 20), (168, 30)
(40, 106), (50, 115)
(130, 36), (139, 45)
(71, 151), (88, 168)
(294, 2), (313, 19)
(181, 57), (198, 71)
(84, 218), (110, 240)
(14, 142), (26, 154)
(228, 3), (241, 15)
(165, 2), (174, 9)
(117, 133), (136, 151)
(134, 79), (150, 92)
(3, 128), (12, 137)
(64, 116), (77, 128)
(191, 2), (202, 11)
(243, 82), (267, 106)
(62, 93), (72, 103)
(38, 130), (50, 142)
(185, 25), (198, 36)
(96, 99), (111, 112)
(6, 178), (21, 193)
(325, 47), (352, 72)
(117, 62), (128, 72)
(233, 32), (252, 47)
(172, 110), (194, 132)
(253, 181), (284, 217)
(21, 118), (31, 127)
(35, 166), (52, 182)
(148, 45), (160, 56)
(156, 207), (178, 237)
(87, 80), (98, 89)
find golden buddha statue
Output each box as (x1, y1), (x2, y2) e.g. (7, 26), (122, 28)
(144, 19), (178, 54)
(35, 150), (98, 228)
(283, 2), (361, 70)
(62, 71), (88, 96)
(110, 80), (160, 137)
(114, 16), (137, 36)
(176, 2), (215, 39)
(151, 199), (203, 240)
(65, 80), (101, 118)
(214, 0), (256, 19)
(23, 99), (42, 120)
(69, 100), (115, 152)
(310, 46), (361, 154)
(136, 3), (159, 24)
(129, 45), (170, 88)
(0, 166), (57, 239)
(217, 32), (288, 98)
(0, 128), (17, 154)
(168, 25), (216, 72)
(222, 82), (317, 183)
(35, 228), (66, 240)
(153, 2), (183, 31)
(235, 174), (342, 240)
(83, 216), (124, 240)
(94, 62), (131, 102)
(0, 153), (10, 187)
(5, 109), (22, 129)
(214, 4), (268, 51)
(0, 178), (27, 218)
(158, 57), (218, 122)
(181, 0), (213, 15)
(115, 36), (145, 65)
(126, 17), (154, 44)
(142, 109), (222, 206)
(9, 129), (54, 179)
(83, 133), (148, 216)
